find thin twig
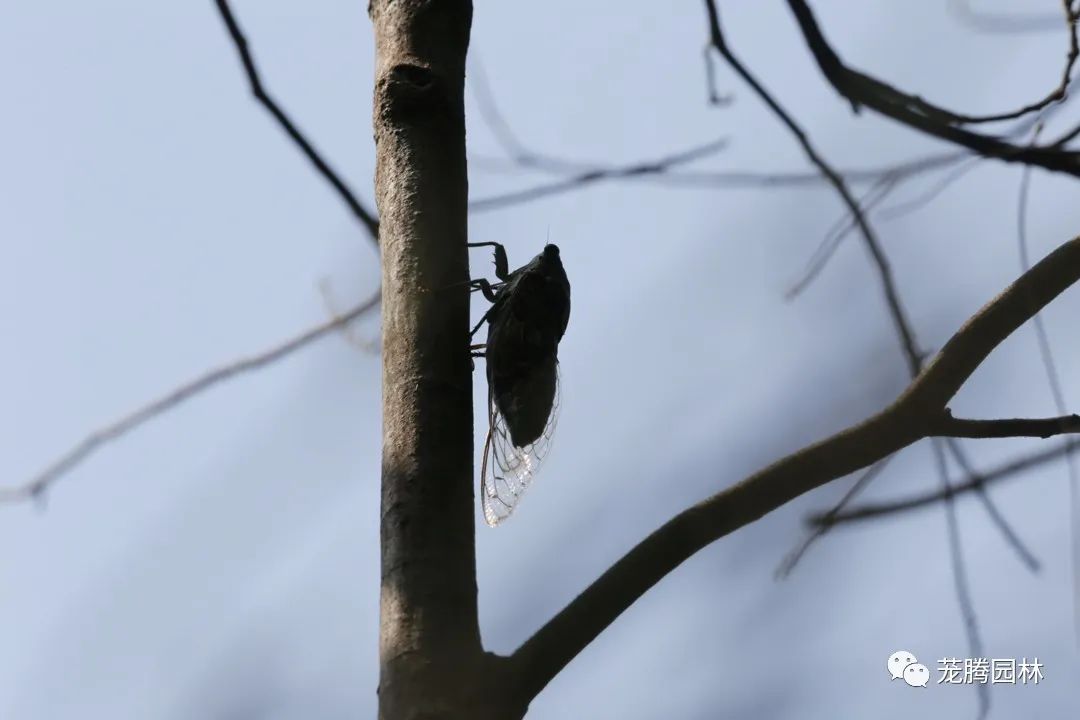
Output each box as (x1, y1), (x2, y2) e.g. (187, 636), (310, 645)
(949, 0), (1068, 35)
(775, 455), (896, 578)
(0, 291), (381, 503)
(932, 438), (989, 720)
(785, 0), (1080, 175)
(811, 439), (1080, 524)
(214, 0), (380, 243)
(875, 156), (984, 220)
(944, 437), (1040, 572)
(1017, 148), (1080, 638)
(784, 174), (901, 300)
(702, 0), (923, 373)
(938, 0), (1080, 124)
(469, 137), (729, 212)
(703, 1), (1038, 586)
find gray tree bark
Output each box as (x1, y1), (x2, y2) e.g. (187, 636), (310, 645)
(371, 2), (521, 718)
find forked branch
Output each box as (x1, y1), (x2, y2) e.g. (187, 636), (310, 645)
(784, 0), (1080, 175)
(507, 236), (1080, 702)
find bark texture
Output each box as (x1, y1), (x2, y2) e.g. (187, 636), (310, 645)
(372, 2), (513, 718)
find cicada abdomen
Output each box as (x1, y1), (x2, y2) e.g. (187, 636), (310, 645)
(469, 243), (570, 526)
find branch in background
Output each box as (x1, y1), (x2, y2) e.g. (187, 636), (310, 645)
(508, 236), (1080, 705)
(784, 0), (1080, 174)
(1, 3), (389, 503)
(1017, 141), (1080, 635)
(469, 137), (729, 212)
(320, 278), (381, 353)
(931, 437), (989, 720)
(942, 0), (1079, 124)
(814, 438), (1080, 525)
(472, 148), (968, 189)
(469, 53), (985, 232)
(214, 0), (380, 243)
(0, 291), (381, 504)
(775, 455), (896, 578)
(469, 51), (969, 220)
(703, 2), (1040, 587)
(784, 173), (901, 300)
(948, 0), (1069, 34)
(468, 56), (579, 174)
(702, 0), (923, 373)
(944, 436), (1040, 572)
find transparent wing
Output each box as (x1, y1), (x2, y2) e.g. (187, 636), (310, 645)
(480, 370), (561, 527)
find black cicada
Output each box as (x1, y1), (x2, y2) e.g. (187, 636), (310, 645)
(468, 242), (571, 526)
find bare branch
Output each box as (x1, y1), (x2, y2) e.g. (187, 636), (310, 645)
(931, 437), (989, 720)
(508, 236), (1080, 702)
(941, 0), (1079, 124)
(214, 0), (380, 243)
(813, 438), (1080, 525)
(0, 290), (381, 503)
(656, 151), (968, 188)
(468, 137), (729, 212)
(784, 0), (1080, 175)
(775, 454), (896, 577)
(703, 0), (1035, 585)
(949, 0), (1068, 34)
(945, 437), (1040, 572)
(701, 0), (923, 373)
(1017, 134), (1080, 635)
(930, 411), (1080, 439)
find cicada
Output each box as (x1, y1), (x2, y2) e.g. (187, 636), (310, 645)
(468, 242), (571, 526)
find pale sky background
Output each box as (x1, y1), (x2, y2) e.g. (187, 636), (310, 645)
(3, 1), (1080, 718)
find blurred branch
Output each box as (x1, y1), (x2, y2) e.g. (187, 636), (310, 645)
(784, 0), (1080, 174)
(944, 0), (1079, 123)
(510, 236), (1080, 703)
(0, 290), (381, 504)
(473, 148), (969, 188)
(945, 437), (1040, 572)
(1017, 137), (1080, 633)
(813, 438), (1080, 525)
(468, 137), (729, 212)
(775, 455), (895, 578)
(931, 437), (989, 719)
(3, 3), (388, 505)
(214, 0), (380, 243)
(704, 0), (1036, 590)
(701, 0), (924, 372)
(949, 0), (1069, 34)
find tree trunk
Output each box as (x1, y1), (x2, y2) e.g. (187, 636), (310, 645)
(372, 2), (519, 718)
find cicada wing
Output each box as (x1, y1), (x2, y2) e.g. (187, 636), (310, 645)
(480, 369), (561, 527)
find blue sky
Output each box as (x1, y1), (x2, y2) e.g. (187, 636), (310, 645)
(2, 1), (1080, 718)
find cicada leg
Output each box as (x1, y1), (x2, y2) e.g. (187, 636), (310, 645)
(469, 306), (495, 339)
(469, 343), (486, 371)
(467, 241), (510, 282)
(469, 278), (499, 303)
